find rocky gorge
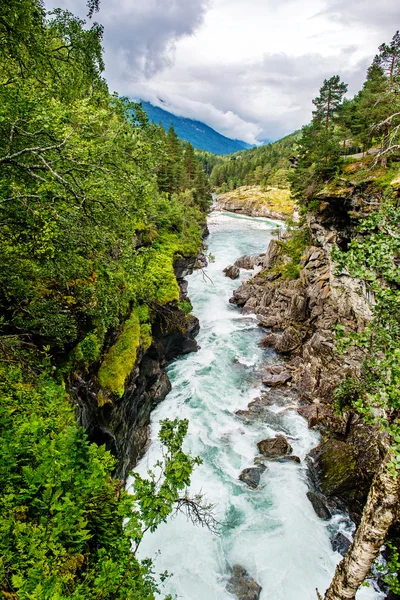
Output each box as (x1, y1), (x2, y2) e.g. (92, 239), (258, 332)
(131, 211), (382, 600)
(227, 184), (393, 528)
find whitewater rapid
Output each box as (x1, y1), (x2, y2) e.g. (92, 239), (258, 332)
(130, 212), (382, 600)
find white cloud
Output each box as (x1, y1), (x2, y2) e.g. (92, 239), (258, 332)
(46, 0), (400, 142)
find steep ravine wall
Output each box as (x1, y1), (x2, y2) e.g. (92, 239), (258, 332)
(69, 254), (205, 480)
(229, 191), (387, 522)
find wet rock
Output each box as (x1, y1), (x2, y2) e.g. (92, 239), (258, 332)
(230, 284), (254, 306)
(257, 434), (292, 457)
(179, 279), (189, 302)
(236, 402), (291, 433)
(331, 531), (352, 556)
(261, 326), (303, 353)
(195, 252), (208, 269)
(307, 439), (369, 519)
(262, 369), (292, 387)
(227, 565), (262, 600)
(306, 491), (331, 520)
(308, 439), (361, 498)
(173, 255), (197, 278)
(239, 464), (267, 489)
(234, 255), (258, 270)
(280, 455), (300, 463)
(224, 265), (240, 279)
(261, 239), (281, 270)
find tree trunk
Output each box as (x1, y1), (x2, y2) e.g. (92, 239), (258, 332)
(322, 453), (400, 600)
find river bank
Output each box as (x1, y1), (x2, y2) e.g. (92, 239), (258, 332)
(214, 185), (294, 220)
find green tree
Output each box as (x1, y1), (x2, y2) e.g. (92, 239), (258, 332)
(0, 360), (209, 599)
(312, 75), (348, 132)
(289, 76), (347, 202)
(183, 142), (196, 186)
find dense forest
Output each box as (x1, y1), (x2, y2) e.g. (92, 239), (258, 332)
(209, 132), (300, 191)
(0, 1), (212, 598)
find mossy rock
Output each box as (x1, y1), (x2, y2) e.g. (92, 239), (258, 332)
(308, 439), (361, 498)
(98, 311), (141, 398)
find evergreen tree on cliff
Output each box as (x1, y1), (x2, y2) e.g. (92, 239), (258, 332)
(289, 75), (347, 202)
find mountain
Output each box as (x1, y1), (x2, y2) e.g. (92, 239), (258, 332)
(139, 100), (252, 155)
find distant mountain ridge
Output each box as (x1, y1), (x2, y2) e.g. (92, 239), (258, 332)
(139, 100), (252, 155)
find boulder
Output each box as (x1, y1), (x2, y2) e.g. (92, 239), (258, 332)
(239, 465), (267, 489)
(234, 255), (258, 270)
(331, 531), (352, 556)
(235, 394), (293, 433)
(306, 491), (331, 520)
(230, 284), (254, 306)
(257, 434), (292, 458)
(226, 565), (262, 600)
(224, 265), (240, 279)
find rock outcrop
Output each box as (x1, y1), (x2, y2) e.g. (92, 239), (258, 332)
(224, 265), (240, 279)
(229, 187), (385, 519)
(70, 255), (203, 480)
(214, 185), (293, 221)
(227, 565), (262, 600)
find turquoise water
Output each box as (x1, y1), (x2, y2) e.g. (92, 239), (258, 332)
(130, 212), (381, 600)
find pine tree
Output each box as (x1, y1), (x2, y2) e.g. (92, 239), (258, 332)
(372, 31), (400, 164)
(289, 75), (347, 202)
(312, 75), (348, 132)
(374, 30), (400, 88)
(183, 142), (196, 186)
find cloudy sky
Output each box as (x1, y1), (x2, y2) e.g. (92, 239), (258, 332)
(48, 0), (399, 143)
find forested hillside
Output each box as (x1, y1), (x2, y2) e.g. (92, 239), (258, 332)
(0, 2), (211, 598)
(210, 132), (300, 191)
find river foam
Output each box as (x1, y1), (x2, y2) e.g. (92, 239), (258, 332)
(129, 212), (382, 600)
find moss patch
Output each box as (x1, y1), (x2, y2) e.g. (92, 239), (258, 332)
(98, 311), (141, 398)
(317, 439), (360, 497)
(217, 185), (294, 216)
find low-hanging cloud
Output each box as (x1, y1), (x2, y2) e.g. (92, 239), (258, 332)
(134, 47), (371, 142)
(46, 0), (399, 143)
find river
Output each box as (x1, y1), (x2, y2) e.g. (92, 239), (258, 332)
(131, 212), (382, 600)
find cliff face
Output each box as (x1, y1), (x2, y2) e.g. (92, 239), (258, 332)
(230, 186), (386, 519)
(70, 255), (204, 480)
(214, 185), (293, 220)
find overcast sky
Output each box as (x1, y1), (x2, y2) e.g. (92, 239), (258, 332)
(48, 0), (400, 143)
